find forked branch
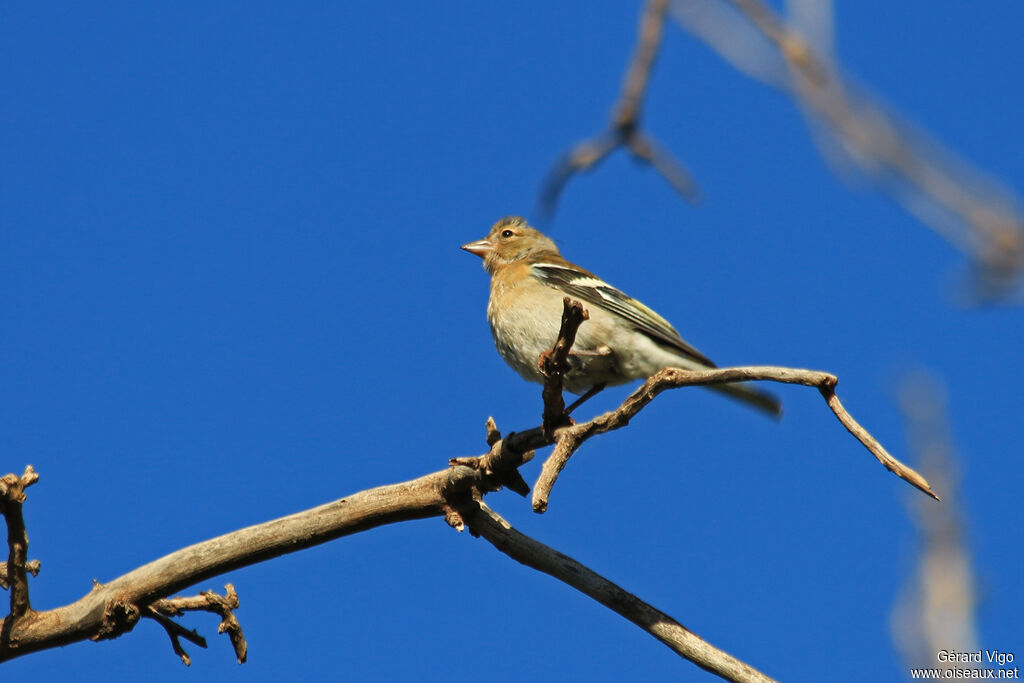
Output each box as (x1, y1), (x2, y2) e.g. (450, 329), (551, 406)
(532, 364), (938, 512)
(0, 308), (936, 681)
(148, 584), (246, 665)
(538, 0), (699, 217)
(0, 461), (774, 681)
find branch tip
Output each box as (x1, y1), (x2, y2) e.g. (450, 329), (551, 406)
(485, 417), (501, 446)
(532, 365), (939, 512)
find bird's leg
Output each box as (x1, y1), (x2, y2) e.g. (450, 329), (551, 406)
(565, 383), (607, 415)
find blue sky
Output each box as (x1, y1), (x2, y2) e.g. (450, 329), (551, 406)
(2, 2), (1022, 681)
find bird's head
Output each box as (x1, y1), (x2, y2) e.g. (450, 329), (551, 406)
(462, 216), (561, 274)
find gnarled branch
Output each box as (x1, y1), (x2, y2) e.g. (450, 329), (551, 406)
(0, 316), (935, 680)
(0, 456), (772, 681)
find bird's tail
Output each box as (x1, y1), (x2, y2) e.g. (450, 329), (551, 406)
(709, 380), (782, 419)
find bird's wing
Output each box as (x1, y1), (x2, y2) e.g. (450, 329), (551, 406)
(531, 262), (715, 367)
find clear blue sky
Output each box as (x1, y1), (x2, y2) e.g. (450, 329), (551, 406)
(3, 3), (1022, 681)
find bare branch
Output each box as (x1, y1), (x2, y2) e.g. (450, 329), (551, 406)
(538, 0), (699, 218)
(674, 0), (1024, 298)
(539, 297), (590, 435)
(0, 453), (776, 680)
(144, 608), (208, 666)
(0, 364), (933, 671)
(449, 418), (535, 499)
(149, 585), (246, 665)
(463, 501), (778, 683)
(0, 473), (442, 661)
(0, 458), (526, 662)
(891, 372), (978, 672)
(0, 465), (39, 618)
(532, 366), (938, 512)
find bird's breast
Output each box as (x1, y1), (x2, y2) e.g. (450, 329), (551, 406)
(485, 274), (627, 392)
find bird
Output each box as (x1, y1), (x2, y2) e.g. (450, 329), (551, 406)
(461, 216), (781, 417)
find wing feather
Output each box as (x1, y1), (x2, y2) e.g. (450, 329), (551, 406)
(532, 262), (715, 367)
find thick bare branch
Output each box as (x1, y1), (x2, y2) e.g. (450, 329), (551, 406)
(0, 470), (458, 661)
(0, 365), (933, 675)
(0, 456), (776, 681)
(532, 366), (938, 512)
(463, 501), (778, 683)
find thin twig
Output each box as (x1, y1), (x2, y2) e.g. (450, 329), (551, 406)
(538, 0), (699, 218)
(150, 585), (246, 664)
(144, 608), (208, 666)
(463, 500), (778, 683)
(0, 363), (935, 667)
(532, 366), (938, 512)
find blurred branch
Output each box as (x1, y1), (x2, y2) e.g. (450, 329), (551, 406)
(538, 0), (700, 218)
(891, 371), (978, 674)
(672, 0), (1024, 300)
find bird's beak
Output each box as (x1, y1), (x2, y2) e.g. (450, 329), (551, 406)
(461, 239), (493, 258)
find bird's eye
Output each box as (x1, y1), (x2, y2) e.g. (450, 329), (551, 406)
(501, 229), (514, 238)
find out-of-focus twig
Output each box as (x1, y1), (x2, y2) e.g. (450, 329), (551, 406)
(538, 0), (700, 218)
(891, 371), (978, 674)
(672, 0), (1024, 301)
